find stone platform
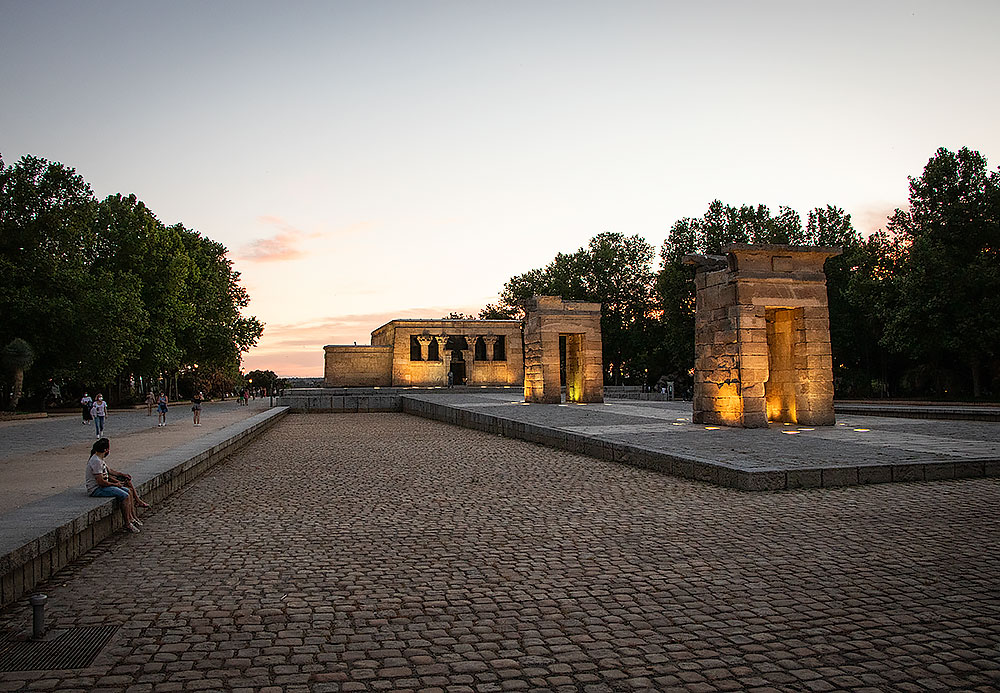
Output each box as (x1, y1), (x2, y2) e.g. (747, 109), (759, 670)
(399, 392), (1000, 491)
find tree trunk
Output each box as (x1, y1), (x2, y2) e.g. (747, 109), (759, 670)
(971, 359), (982, 399)
(11, 368), (24, 410)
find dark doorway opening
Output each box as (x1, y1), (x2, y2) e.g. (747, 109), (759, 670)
(450, 350), (466, 385)
(559, 336), (567, 386)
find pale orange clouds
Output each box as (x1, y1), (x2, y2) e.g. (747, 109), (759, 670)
(853, 203), (903, 236)
(237, 217), (376, 263)
(238, 216), (323, 262)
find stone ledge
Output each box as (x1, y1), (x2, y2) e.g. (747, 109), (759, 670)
(0, 407), (289, 608)
(835, 404), (1000, 422)
(397, 396), (1000, 494)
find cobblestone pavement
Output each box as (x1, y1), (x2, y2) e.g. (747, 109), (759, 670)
(1, 413), (998, 692)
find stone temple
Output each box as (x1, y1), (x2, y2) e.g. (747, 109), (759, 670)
(326, 244), (839, 429)
(324, 319), (524, 388)
(325, 296), (606, 403)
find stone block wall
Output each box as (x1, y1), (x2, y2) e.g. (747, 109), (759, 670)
(384, 320), (524, 387)
(686, 244), (840, 428)
(523, 296), (603, 403)
(323, 345), (393, 387)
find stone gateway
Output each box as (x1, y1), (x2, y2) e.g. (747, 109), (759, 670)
(685, 244), (841, 428)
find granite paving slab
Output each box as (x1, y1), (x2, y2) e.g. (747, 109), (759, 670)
(402, 392), (1000, 488)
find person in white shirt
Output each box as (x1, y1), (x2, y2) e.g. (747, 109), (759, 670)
(85, 438), (149, 533)
(92, 394), (108, 438)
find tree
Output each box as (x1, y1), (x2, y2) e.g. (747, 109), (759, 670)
(478, 304), (515, 320)
(652, 200), (856, 393)
(245, 369), (282, 396)
(491, 233), (656, 383)
(881, 147), (1000, 397)
(1, 155), (264, 407)
(3, 338), (35, 410)
(0, 155), (97, 396)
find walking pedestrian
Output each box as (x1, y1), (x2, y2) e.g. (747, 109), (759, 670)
(156, 391), (168, 426)
(85, 438), (149, 533)
(192, 391), (203, 426)
(80, 392), (93, 424)
(92, 394), (108, 438)
(145, 391), (155, 416)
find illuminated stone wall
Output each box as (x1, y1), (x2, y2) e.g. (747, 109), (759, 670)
(524, 296), (604, 404)
(323, 345), (393, 387)
(685, 244), (841, 428)
(325, 319), (523, 387)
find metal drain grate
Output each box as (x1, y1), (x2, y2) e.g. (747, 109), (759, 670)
(0, 626), (118, 671)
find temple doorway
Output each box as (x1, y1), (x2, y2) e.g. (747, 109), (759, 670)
(449, 351), (466, 385)
(764, 307), (802, 423)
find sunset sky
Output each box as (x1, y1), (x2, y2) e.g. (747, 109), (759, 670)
(3, 1), (999, 377)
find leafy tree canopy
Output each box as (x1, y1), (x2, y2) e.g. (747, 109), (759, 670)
(0, 154), (263, 407)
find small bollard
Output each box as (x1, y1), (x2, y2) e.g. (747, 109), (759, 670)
(29, 593), (47, 639)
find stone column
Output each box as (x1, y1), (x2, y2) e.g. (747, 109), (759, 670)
(415, 335), (432, 361)
(483, 335), (498, 361)
(464, 335), (479, 361)
(433, 335), (449, 359)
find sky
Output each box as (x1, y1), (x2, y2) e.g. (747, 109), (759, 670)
(2, 0), (999, 377)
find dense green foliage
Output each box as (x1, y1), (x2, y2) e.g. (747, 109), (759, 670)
(487, 147), (1000, 399)
(0, 155), (263, 408)
(243, 369), (286, 396)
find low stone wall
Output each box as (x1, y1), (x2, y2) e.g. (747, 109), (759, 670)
(276, 387), (522, 413)
(0, 407), (289, 609)
(279, 393), (403, 413)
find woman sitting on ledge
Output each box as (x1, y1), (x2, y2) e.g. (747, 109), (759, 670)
(85, 438), (150, 533)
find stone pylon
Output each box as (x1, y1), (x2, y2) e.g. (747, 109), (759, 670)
(523, 296), (604, 404)
(684, 244), (841, 428)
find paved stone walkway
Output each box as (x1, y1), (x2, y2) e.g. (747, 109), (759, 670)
(1, 413), (998, 692)
(0, 400), (272, 513)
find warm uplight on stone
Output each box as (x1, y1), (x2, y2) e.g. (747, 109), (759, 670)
(685, 244), (841, 428)
(324, 319), (523, 387)
(523, 296), (604, 404)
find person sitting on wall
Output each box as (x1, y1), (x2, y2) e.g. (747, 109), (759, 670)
(85, 438), (149, 533)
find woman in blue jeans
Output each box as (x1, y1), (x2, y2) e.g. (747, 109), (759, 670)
(86, 438), (149, 533)
(92, 393), (108, 438)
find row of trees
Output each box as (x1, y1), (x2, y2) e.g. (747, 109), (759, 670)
(0, 155), (263, 408)
(481, 147), (1000, 399)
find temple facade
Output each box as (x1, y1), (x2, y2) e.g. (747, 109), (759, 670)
(324, 319), (524, 387)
